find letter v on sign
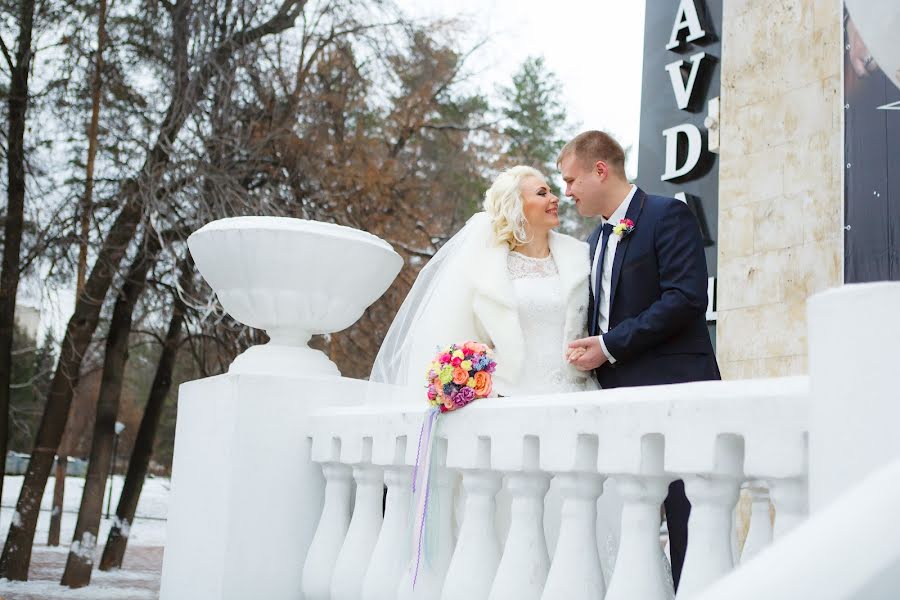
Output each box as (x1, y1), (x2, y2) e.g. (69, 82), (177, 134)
(665, 53), (708, 110)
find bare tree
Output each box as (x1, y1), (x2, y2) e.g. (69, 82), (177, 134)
(61, 229), (161, 587)
(0, 0), (310, 580)
(78, 0), (107, 294)
(0, 0), (36, 512)
(99, 256), (193, 571)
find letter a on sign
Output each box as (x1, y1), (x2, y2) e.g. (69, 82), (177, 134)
(666, 0), (708, 50)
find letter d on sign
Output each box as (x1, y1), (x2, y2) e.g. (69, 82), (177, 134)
(661, 123), (702, 181)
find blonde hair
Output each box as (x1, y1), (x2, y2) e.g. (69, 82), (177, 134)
(483, 165), (545, 249)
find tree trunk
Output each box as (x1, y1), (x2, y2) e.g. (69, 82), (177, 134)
(100, 258), (193, 571)
(61, 231), (161, 588)
(0, 0), (36, 514)
(47, 456), (66, 546)
(0, 193), (144, 580)
(0, 1), (307, 580)
(77, 0), (107, 294)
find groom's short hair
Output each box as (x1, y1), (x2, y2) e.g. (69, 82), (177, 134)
(557, 130), (626, 177)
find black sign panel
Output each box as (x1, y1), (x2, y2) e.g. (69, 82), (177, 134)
(635, 0), (722, 279)
(843, 1), (900, 282)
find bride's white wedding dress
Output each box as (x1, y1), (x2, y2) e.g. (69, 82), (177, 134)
(500, 251), (591, 396)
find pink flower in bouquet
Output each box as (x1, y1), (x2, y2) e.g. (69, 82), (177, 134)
(440, 353), (452, 364)
(475, 342), (491, 354)
(451, 356), (462, 367)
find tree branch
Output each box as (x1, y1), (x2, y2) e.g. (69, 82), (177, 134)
(0, 35), (13, 72)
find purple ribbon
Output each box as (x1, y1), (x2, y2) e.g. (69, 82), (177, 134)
(410, 407), (440, 589)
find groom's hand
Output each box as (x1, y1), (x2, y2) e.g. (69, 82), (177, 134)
(567, 337), (608, 371)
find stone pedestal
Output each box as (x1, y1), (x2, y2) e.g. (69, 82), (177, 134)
(159, 374), (369, 599)
(160, 216), (403, 599)
(808, 282), (900, 512)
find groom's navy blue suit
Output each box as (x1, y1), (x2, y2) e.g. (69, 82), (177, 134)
(587, 187), (720, 590)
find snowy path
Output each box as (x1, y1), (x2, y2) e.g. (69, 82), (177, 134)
(0, 475), (169, 599)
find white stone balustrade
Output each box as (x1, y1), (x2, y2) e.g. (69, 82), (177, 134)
(161, 216), (900, 599)
(305, 377), (809, 600)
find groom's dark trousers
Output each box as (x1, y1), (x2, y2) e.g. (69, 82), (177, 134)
(587, 188), (720, 592)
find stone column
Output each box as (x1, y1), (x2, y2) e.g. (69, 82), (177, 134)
(716, 0), (844, 380)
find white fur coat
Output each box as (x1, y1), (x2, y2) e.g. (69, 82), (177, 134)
(399, 229), (592, 390)
(469, 230), (591, 389)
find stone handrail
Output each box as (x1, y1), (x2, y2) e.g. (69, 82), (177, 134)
(694, 456), (900, 600)
(302, 377), (809, 600)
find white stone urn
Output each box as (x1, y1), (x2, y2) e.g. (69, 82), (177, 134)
(187, 216), (403, 377)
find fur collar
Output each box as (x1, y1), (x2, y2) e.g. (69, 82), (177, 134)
(473, 229), (589, 307)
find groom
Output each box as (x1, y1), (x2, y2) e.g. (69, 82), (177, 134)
(561, 130), (720, 591)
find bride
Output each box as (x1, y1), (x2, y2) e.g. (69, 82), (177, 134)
(371, 165), (594, 396)
(372, 166), (644, 595)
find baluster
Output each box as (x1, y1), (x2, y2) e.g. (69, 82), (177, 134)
(331, 463), (385, 600)
(605, 475), (672, 600)
(540, 473), (606, 600)
(397, 457), (458, 600)
(362, 465), (414, 600)
(739, 481), (772, 563)
(302, 462), (353, 600)
(770, 477), (808, 539)
(440, 469), (502, 599)
(676, 474), (742, 598)
(730, 500), (741, 566)
(488, 471), (551, 600)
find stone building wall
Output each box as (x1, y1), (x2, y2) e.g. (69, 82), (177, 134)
(716, 0), (844, 379)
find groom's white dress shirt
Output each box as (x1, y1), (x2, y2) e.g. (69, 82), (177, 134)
(591, 184), (637, 364)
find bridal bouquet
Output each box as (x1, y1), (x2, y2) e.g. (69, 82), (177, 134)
(425, 341), (497, 412)
(409, 341), (496, 589)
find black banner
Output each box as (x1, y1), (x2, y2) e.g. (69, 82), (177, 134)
(844, 0), (900, 282)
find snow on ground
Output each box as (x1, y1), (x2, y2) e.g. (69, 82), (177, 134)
(0, 474), (169, 599)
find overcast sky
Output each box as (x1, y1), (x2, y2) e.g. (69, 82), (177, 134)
(396, 0), (647, 176)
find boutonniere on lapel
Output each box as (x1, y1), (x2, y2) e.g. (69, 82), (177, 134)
(612, 218), (635, 237)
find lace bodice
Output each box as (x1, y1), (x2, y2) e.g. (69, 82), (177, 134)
(501, 251), (589, 396)
(506, 251), (560, 279)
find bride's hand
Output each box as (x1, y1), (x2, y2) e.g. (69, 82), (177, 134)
(565, 347), (587, 362)
(567, 337), (608, 371)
